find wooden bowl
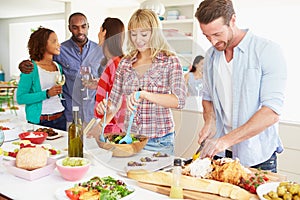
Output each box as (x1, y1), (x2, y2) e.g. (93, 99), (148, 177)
(97, 133), (148, 157)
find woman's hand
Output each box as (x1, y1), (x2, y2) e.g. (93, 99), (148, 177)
(86, 123), (102, 139)
(126, 91), (141, 113)
(47, 85), (62, 97)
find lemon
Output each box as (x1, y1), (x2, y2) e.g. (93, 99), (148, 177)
(0, 147), (3, 155)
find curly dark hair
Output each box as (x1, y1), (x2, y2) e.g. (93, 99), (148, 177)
(28, 27), (54, 61)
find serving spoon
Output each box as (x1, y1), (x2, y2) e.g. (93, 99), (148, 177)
(119, 91), (140, 144)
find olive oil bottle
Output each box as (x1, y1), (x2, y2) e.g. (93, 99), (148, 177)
(169, 158), (183, 199)
(68, 106), (83, 157)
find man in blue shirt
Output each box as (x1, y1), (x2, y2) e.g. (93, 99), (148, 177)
(19, 12), (104, 129)
(195, 0), (287, 172)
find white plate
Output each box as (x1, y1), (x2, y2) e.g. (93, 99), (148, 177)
(256, 182), (280, 200)
(54, 183), (135, 200)
(46, 133), (63, 140)
(3, 129), (20, 142)
(1, 141), (66, 161)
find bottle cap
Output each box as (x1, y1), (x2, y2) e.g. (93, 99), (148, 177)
(173, 158), (182, 166)
(72, 106), (79, 111)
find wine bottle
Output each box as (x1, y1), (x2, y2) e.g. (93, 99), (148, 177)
(68, 106), (83, 157)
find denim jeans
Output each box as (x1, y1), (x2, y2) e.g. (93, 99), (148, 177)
(39, 114), (67, 131)
(143, 132), (174, 155)
(251, 152), (277, 173)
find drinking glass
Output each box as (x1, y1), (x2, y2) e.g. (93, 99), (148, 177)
(0, 130), (4, 147)
(55, 74), (65, 100)
(81, 66), (93, 100)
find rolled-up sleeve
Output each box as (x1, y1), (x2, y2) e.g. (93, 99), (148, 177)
(260, 42), (287, 115)
(168, 55), (187, 109)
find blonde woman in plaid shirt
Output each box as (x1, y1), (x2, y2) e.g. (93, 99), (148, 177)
(93, 9), (186, 155)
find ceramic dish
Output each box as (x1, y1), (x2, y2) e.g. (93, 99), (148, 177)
(19, 131), (48, 144)
(1, 141), (66, 161)
(256, 182), (280, 200)
(4, 157), (56, 181)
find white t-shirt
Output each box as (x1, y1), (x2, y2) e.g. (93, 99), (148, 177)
(216, 52), (233, 134)
(38, 63), (64, 115)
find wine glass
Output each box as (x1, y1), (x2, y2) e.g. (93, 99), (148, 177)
(55, 74), (65, 100)
(0, 130), (4, 147)
(81, 66), (93, 100)
(80, 66), (88, 91)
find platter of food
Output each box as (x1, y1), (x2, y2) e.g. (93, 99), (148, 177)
(34, 127), (63, 140)
(54, 176), (136, 200)
(127, 157), (286, 200)
(1, 140), (66, 161)
(104, 151), (173, 174)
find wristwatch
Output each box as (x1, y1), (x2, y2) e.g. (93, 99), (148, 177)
(46, 89), (50, 99)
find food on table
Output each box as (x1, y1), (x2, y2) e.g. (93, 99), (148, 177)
(65, 176), (134, 200)
(0, 147), (3, 155)
(263, 181), (300, 200)
(0, 126), (10, 130)
(24, 132), (44, 138)
(140, 157), (158, 162)
(12, 140), (31, 145)
(152, 152), (169, 157)
(3, 141), (61, 158)
(108, 134), (139, 144)
(16, 147), (47, 170)
(182, 157), (213, 178)
(239, 169), (269, 194)
(127, 169), (251, 200)
(62, 157), (89, 167)
(127, 161), (145, 166)
(35, 127), (58, 137)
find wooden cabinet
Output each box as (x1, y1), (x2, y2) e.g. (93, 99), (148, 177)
(160, 0), (204, 70)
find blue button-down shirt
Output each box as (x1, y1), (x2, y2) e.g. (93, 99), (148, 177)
(54, 38), (103, 123)
(202, 30), (287, 167)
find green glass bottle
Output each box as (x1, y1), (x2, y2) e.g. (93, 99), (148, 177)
(68, 106), (83, 157)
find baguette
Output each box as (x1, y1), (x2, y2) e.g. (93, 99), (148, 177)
(127, 170), (251, 200)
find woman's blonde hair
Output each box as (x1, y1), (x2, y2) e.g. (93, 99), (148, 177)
(126, 9), (175, 58)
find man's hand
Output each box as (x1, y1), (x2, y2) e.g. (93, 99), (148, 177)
(82, 78), (98, 90)
(199, 137), (227, 159)
(19, 60), (33, 74)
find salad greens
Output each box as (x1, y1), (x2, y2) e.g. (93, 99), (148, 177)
(71, 176), (134, 200)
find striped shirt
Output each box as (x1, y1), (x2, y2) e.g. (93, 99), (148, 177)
(94, 56), (126, 133)
(109, 52), (186, 138)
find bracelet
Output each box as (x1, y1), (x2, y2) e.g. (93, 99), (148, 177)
(46, 89), (50, 99)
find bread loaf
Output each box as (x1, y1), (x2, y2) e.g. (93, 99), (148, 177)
(127, 170), (251, 200)
(16, 147), (48, 170)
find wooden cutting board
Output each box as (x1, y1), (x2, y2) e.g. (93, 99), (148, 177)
(138, 182), (245, 200)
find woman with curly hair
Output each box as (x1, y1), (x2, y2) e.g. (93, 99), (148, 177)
(17, 27), (66, 130)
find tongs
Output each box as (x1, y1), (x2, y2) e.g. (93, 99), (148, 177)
(192, 140), (205, 161)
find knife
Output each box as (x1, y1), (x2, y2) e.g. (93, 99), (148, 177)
(192, 140), (205, 161)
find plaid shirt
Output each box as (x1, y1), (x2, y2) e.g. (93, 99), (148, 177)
(109, 52), (186, 138)
(94, 56), (126, 132)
